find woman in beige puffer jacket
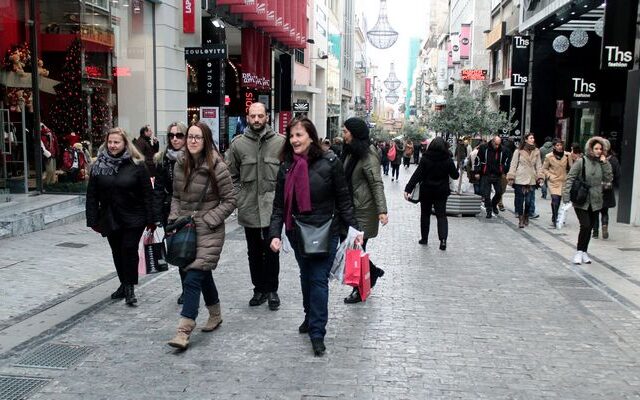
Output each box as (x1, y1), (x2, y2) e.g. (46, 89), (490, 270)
(507, 133), (544, 228)
(167, 122), (237, 350)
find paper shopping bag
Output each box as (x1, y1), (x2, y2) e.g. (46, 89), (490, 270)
(343, 248), (361, 287)
(144, 229), (168, 273)
(358, 253), (371, 301)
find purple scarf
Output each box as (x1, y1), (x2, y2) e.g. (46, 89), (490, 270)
(284, 154), (312, 230)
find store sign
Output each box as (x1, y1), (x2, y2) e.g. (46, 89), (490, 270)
(485, 22), (505, 49)
(365, 78), (371, 111)
(461, 69), (487, 81)
(279, 111), (292, 132)
(293, 100), (309, 112)
(601, 0), (639, 70)
(184, 45), (227, 60)
(183, 0), (195, 33)
(200, 107), (220, 146)
(510, 36), (530, 87)
(572, 77), (597, 99)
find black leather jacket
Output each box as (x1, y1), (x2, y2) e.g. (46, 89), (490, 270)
(269, 151), (359, 240)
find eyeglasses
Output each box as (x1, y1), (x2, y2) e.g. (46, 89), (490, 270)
(168, 133), (185, 139)
(187, 135), (204, 142)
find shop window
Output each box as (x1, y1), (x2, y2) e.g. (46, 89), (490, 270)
(295, 48), (305, 64)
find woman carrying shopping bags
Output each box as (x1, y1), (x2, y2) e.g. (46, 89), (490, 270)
(166, 122), (236, 350)
(154, 122), (188, 304)
(269, 117), (362, 357)
(86, 127), (158, 306)
(507, 133), (544, 228)
(340, 117), (388, 304)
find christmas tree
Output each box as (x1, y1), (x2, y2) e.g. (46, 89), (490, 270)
(49, 39), (87, 138)
(90, 88), (112, 145)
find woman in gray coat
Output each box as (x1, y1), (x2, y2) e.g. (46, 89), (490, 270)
(562, 136), (613, 265)
(167, 122), (237, 350)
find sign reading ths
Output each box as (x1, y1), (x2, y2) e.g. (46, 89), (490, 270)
(572, 77), (597, 99)
(461, 69), (487, 81)
(510, 36), (530, 87)
(601, 0), (639, 70)
(184, 45), (227, 60)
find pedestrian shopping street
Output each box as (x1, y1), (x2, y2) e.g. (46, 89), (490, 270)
(2, 166), (640, 399)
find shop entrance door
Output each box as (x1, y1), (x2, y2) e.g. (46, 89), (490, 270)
(571, 101), (600, 148)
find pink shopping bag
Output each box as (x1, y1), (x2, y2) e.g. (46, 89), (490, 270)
(344, 248), (361, 287)
(358, 253), (371, 301)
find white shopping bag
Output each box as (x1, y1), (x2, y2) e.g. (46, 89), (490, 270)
(556, 202), (572, 229)
(330, 226), (363, 282)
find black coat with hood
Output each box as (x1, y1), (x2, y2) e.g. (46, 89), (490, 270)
(405, 143), (460, 199)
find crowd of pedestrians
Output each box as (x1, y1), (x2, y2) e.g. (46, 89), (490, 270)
(84, 103), (620, 357)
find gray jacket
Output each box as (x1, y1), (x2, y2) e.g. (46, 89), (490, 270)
(562, 138), (613, 211)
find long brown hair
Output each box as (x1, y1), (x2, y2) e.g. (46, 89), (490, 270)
(280, 116), (324, 162)
(182, 121), (220, 192)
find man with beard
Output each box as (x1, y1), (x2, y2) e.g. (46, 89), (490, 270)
(226, 102), (285, 310)
(474, 136), (511, 218)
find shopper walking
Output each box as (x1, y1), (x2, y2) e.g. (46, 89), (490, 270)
(339, 118), (388, 304)
(403, 140), (414, 168)
(379, 141), (390, 176)
(592, 139), (620, 239)
(226, 102), (285, 310)
(473, 136), (511, 218)
(507, 133), (544, 228)
(269, 117), (361, 357)
(404, 137), (459, 250)
(541, 138), (572, 227)
(562, 137), (613, 264)
(166, 122), (236, 350)
(389, 139), (403, 181)
(133, 125), (160, 177)
(86, 127), (157, 306)
(153, 122), (187, 303)
(538, 137), (554, 199)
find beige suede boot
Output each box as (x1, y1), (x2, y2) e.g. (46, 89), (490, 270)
(201, 303), (222, 332)
(167, 318), (196, 350)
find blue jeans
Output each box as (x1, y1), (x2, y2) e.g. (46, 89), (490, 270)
(513, 184), (535, 217)
(181, 269), (219, 320)
(292, 234), (339, 339)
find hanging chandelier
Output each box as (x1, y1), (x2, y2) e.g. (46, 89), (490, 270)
(384, 63), (401, 91)
(385, 90), (399, 104)
(366, 0), (398, 49)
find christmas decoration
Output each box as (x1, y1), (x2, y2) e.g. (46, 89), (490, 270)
(90, 88), (112, 144)
(552, 35), (570, 53)
(3, 43), (31, 76)
(385, 90), (399, 104)
(366, 0), (398, 49)
(384, 63), (401, 91)
(569, 29), (588, 48)
(594, 18), (604, 37)
(49, 39), (87, 138)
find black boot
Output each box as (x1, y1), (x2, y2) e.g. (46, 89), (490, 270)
(592, 228), (599, 239)
(298, 319), (309, 334)
(124, 285), (137, 306)
(439, 240), (447, 251)
(177, 293), (184, 305)
(343, 288), (362, 304)
(370, 266), (385, 288)
(311, 338), (326, 356)
(110, 284), (125, 300)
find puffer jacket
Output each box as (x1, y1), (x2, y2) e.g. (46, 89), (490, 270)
(507, 147), (544, 185)
(269, 151), (359, 241)
(343, 145), (387, 239)
(405, 149), (459, 199)
(169, 152), (237, 271)
(542, 151), (572, 196)
(225, 125), (285, 228)
(562, 137), (613, 211)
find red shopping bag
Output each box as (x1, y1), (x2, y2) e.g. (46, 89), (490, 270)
(387, 145), (396, 162)
(343, 248), (361, 287)
(359, 253), (371, 301)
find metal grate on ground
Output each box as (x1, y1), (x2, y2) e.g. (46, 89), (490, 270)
(55, 242), (88, 248)
(618, 248), (640, 252)
(0, 375), (51, 400)
(546, 276), (590, 288)
(14, 343), (93, 370)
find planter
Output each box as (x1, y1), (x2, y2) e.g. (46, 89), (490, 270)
(446, 193), (482, 217)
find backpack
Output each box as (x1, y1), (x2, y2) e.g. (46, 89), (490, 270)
(387, 145), (396, 162)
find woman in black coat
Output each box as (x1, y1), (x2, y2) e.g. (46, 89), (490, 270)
(86, 127), (158, 305)
(404, 137), (459, 250)
(153, 122), (187, 304)
(268, 117), (362, 357)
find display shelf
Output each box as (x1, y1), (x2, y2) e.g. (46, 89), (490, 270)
(0, 71), (59, 94)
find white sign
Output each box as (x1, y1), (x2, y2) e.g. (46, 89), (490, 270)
(200, 106), (220, 147)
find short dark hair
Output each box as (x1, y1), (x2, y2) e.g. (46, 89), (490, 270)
(139, 125), (150, 137)
(280, 117), (324, 162)
(552, 138), (564, 147)
(571, 142), (582, 153)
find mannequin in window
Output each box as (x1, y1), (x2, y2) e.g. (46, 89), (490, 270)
(41, 124), (59, 185)
(62, 142), (88, 182)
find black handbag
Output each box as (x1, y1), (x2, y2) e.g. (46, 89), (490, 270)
(294, 217), (333, 258)
(164, 178), (210, 268)
(570, 157), (590, 204)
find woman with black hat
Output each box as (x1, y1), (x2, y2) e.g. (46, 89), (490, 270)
(340, 117), (389, 304)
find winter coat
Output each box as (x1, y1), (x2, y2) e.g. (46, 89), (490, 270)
(62, 148), (87, 171)
(153, 150), (179, 226)
(86, 159), (156, 235)
(539, 141), (553, 161)
(405, 149), (460, 199)
(133, 136), (160, 177)
(542, 151), (572, 196)
(473, 144), (511, 177)
(225, 125), (285, 228)
(563, 156), (613, 212)
(168, 152), (237, 271)
(269, 152), (359, 241)
(602, 155), (620, 208)
(507, 148), (544, 186)
(404, 142), (414, 157)
(390, 142), (403, 166)
(343, 146), (387, 239)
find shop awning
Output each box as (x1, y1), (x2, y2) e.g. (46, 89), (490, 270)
(230, 0), (305, 48)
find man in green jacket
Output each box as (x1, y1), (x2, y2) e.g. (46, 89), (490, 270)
(226, 102), (285, 310)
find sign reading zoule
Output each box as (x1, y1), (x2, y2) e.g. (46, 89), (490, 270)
(510, 36), (530, 87)
(184, 45), (228, 60)
(600, 0), (639, 70)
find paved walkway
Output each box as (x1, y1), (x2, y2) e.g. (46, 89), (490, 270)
(1, 165), (640, 399)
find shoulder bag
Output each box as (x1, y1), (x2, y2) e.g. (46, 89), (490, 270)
(294, 217), (333, 258)
(569, 157), (590, 204)
(164, 178), (210, 268)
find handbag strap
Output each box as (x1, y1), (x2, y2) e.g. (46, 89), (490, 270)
(581, 156), (586, 181)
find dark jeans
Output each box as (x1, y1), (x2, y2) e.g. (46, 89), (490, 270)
(575, 207), (599, 252)
(245, 227), (280, 294)
(593, 208), (609, 231)
(293, 235), (339, 339)
(391, 164), (400, 180)
(381, 161), (389, 175)
(413, 150), (420, 164)
(107, 226), (145, 285)
(513, 184), (535, 217)
(540, 181), (548, 198)
(402, 156), (411, 167)
(420, 195), (448, 241)
(473, 182), (482, 196)
(551, 195), (561, 223)
(180, 269), (219, 320)
(480, 175), (503, 211)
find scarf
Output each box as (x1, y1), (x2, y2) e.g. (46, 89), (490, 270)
(553, 149), (565, 160)
(91, 149), (131, 176)
(283, 154), (311, 230)
(165, 148), (182, 161)
(524, 143), (536, 152)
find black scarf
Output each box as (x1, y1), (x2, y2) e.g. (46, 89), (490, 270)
(91, 149), (131, 176)
(553, 149), (565, 160)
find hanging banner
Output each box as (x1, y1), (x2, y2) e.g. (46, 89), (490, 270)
(447, 39), (453, 68)
(365, 77), (372, 111)
(451, 33), (461, 64)
(242, 28), (258, 88)
(460, 24), (471, 59)
(183, 0), (195, 33)
(279, 111), (292, 133)
(437, 49), (448, 90)
(510, 35), (530, 87)
(601, 0), (639, 70)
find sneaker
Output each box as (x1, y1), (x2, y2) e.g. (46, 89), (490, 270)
(267, 292), (280, 310)
(573, 251), (583, 265)
(249, 292), (267, 306)
(529, 214), (540, 219)
(581, 252), (592, 264)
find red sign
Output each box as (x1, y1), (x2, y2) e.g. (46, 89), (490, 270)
(461, 69), (487, 81)
(279, 111), (292, 133)
(85, 66), (103, 78)
(365, 78), (371, 111)
(183, 0), (195, 33)
(202, 108), (217, 118)
(113, 67), (131, 77)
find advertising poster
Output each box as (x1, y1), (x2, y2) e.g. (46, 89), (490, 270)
(200, 106), (220, 147)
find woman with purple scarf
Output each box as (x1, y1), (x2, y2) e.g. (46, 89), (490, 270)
(269, 117), (362, 357)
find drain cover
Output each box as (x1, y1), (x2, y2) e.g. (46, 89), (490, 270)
(14, 343), (93, 370)
(55, 242), (87, 248)
(546, 276), (590, 288)
(0, 375), (50, 400)
(618, 248), (640, 252)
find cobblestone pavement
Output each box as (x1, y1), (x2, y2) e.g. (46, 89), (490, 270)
(2, 166), (640, 399)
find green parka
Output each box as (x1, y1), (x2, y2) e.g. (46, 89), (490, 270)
(562, 137), (613, 211)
